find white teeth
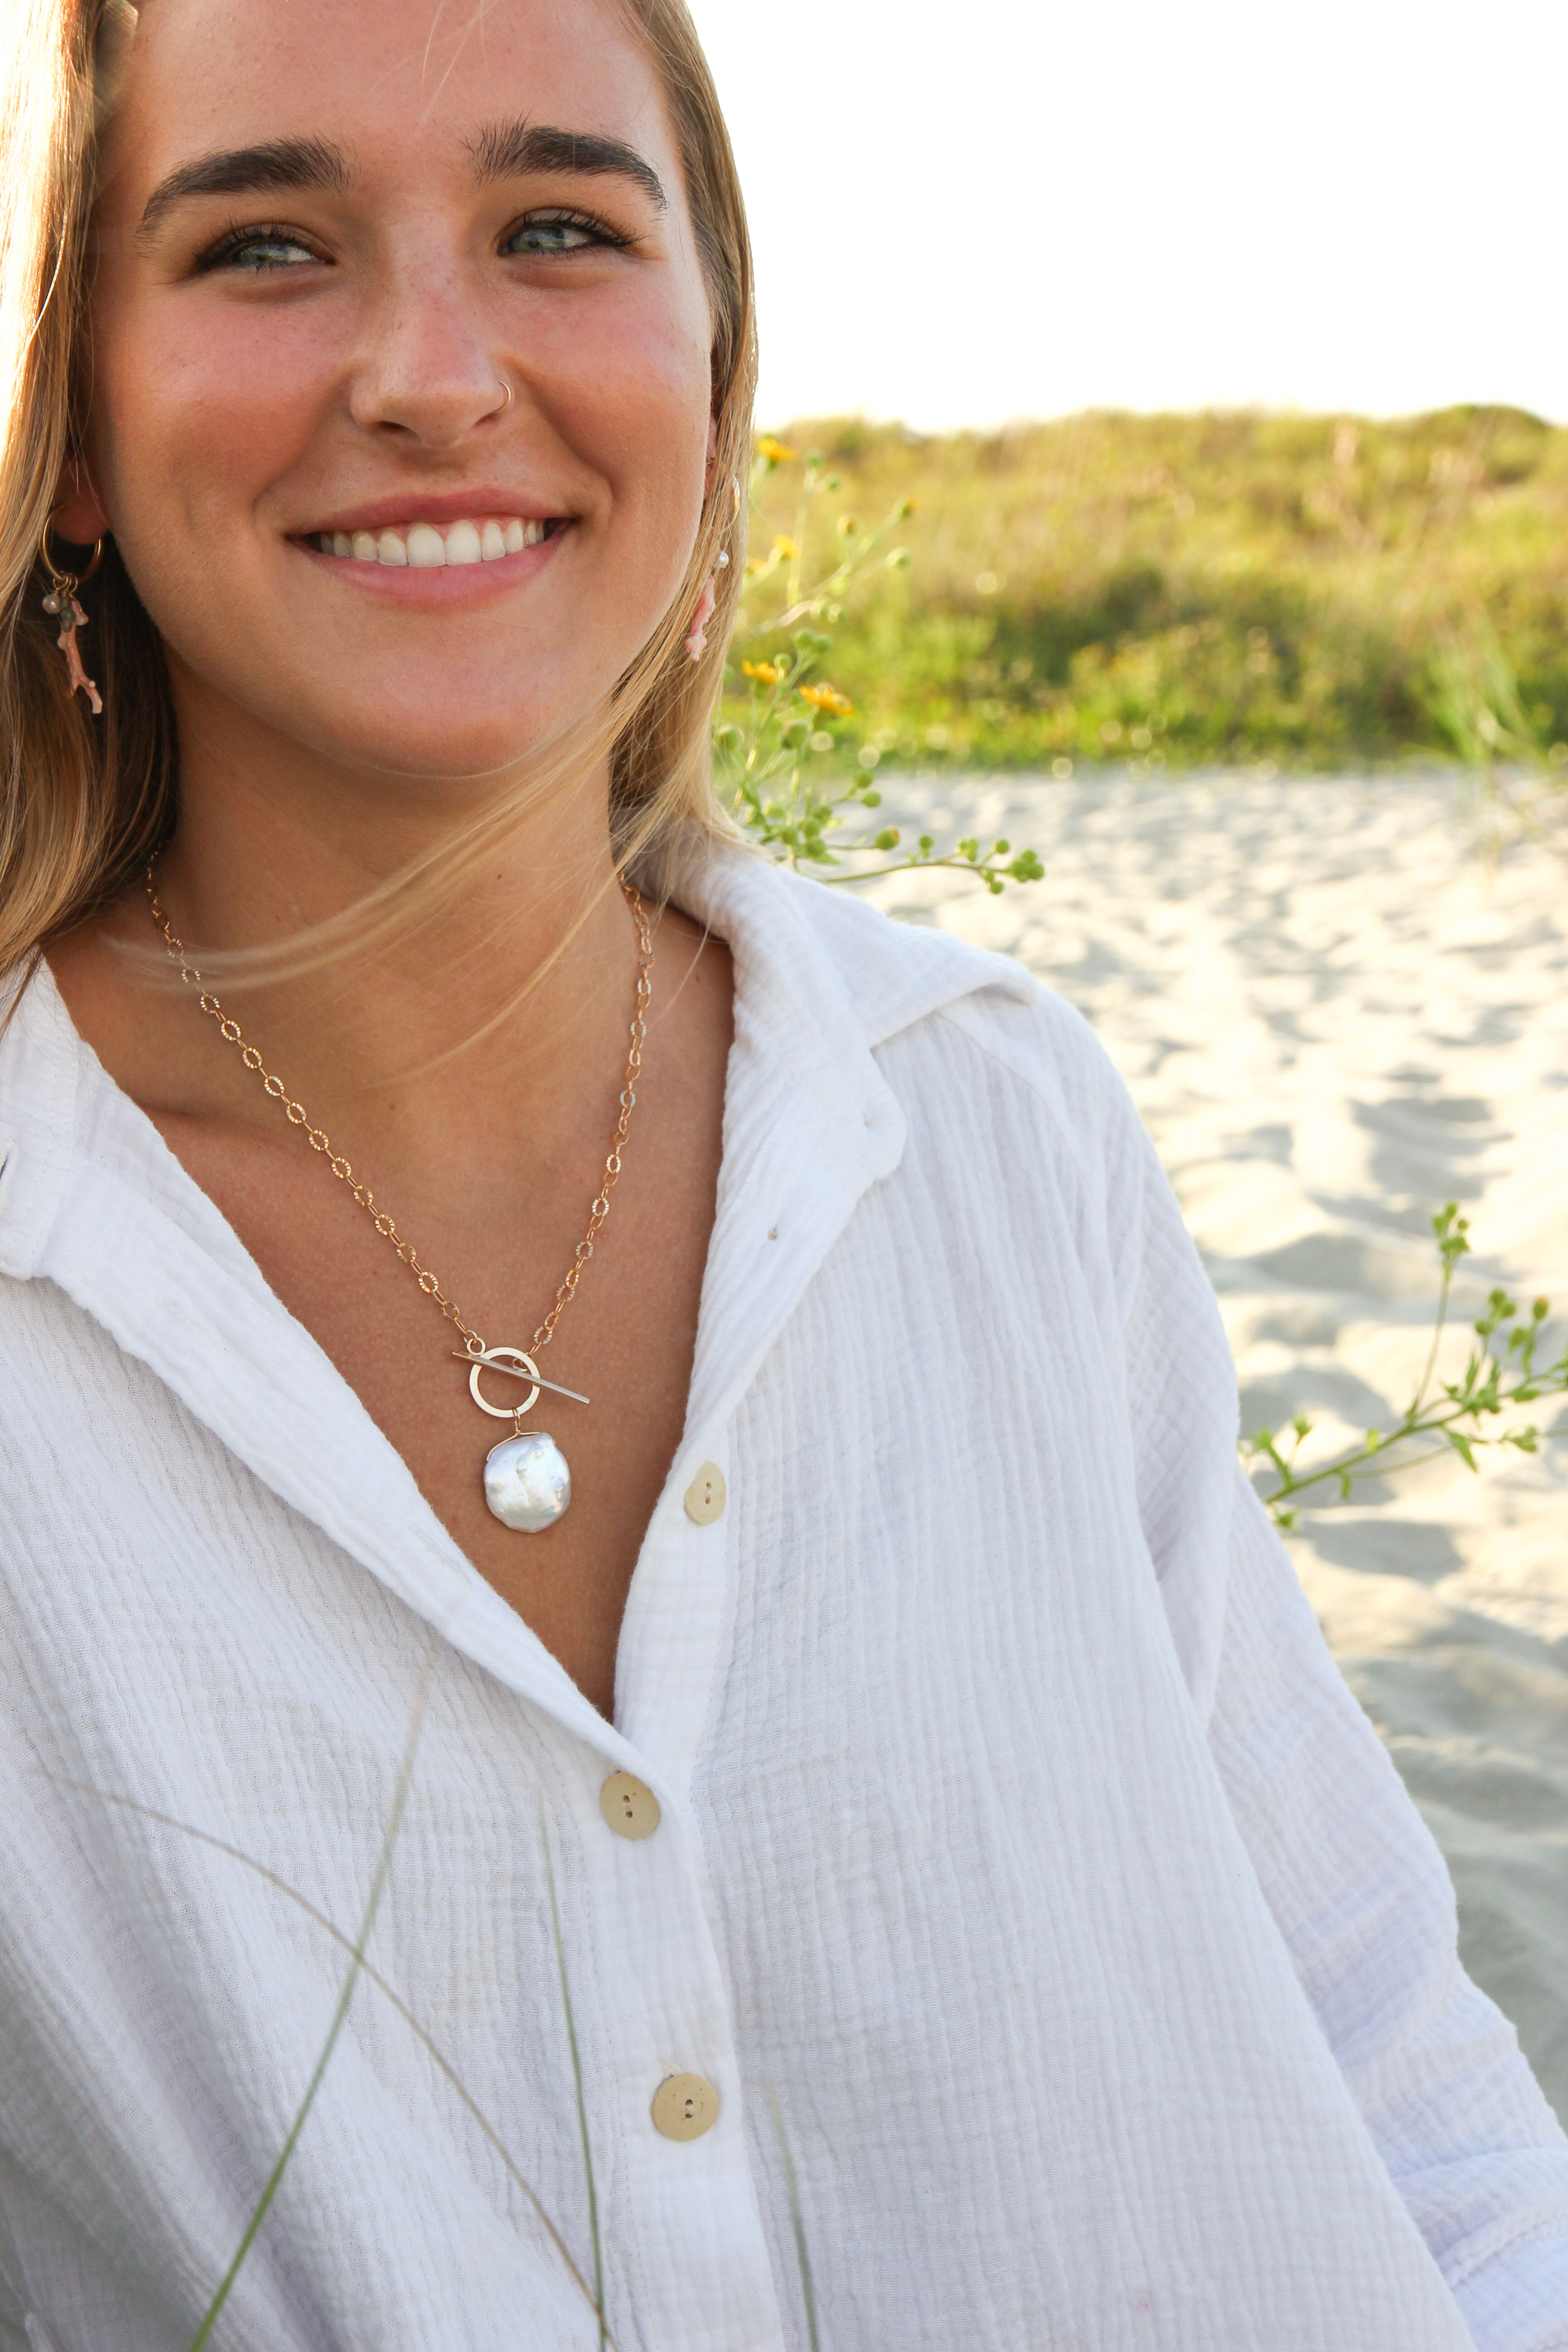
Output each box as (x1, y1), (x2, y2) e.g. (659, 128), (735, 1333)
(315, 516), (552, 565)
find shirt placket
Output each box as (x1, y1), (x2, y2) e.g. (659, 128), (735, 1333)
(588, 1000), (908, 2344)
(560, 1430), (791, 2351)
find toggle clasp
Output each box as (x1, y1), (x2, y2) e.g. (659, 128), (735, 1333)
(457, 1345), (590, 1417)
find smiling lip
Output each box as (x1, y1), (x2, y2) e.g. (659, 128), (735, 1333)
(305, 514), (556, 568)
(293, 505), (571, 599)
(304, 489), (563, 534)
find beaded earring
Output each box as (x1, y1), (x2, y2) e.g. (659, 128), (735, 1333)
(39, 520), (104, 714)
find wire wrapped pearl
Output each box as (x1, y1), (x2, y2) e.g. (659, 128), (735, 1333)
(483, 1431), (571, 1531)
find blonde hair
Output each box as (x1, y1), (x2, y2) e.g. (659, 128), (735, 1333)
(0, 0), (755, 985)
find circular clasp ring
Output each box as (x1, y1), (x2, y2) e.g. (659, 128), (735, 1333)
(468, 1345), (541, 1420)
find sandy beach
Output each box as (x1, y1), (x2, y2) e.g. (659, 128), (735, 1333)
(860, 772), (1568, 2121)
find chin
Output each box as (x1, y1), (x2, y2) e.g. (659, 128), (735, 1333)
(298, 691), (598, 787)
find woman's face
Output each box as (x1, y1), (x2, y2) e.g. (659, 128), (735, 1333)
(73, 0), (716, 782)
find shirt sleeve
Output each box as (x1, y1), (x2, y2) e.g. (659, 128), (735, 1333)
(1098, 1052), (1568, 2352)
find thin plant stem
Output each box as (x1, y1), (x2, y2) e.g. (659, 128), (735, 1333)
(1407, 1238), (1458, 1417)
(1243, 1203), (1568, 1523)
(785, 464), (813, 612)
(37, 1769), (609, 2336)
(815, 854), (1014, 886)
(186, 1670), (431, 2349)
(1262, 1414), (1565, 1514)
(543, 1830), (607, 2352)
(718, 468), (1043, 898)
(768, 2094), (821, 2352)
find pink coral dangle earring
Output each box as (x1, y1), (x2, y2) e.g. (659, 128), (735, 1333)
(684, 549), (729, 663)
(684, 575), (716, 662)
(39, 519), (104, 715)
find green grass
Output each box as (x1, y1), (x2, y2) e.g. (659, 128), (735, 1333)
(734, 407), (1568, 772)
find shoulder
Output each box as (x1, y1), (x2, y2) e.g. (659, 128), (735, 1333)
(664, 834), (1157, 1233)
(672, 833), (1127, 1106)
(770, 861), (1132, 1102)
(0, 956), (83, 1282)
(926, 967), (1134, 1139)
(832, 889), (1152, 1205)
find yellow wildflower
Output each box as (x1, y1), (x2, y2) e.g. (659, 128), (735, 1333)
(741, 659), (781, 686)
(772, 534), (799, 560)
(800, 683), (854, 718)
(756, 435), (796, 464)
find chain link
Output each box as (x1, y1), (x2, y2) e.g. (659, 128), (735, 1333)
(146, 866), (655, 1365)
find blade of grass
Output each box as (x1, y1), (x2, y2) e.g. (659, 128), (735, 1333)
(543, 1828), (607, 2352)
(185, 1672), (432, 2348)
(38, 1767), (612, 2339)
(768, 2093), (820, 2352)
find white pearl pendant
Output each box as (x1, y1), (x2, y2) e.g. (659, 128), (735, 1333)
(483, 1431), (571, 1532)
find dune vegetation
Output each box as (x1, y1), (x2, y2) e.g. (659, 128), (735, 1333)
(727, 407), (1568, 774)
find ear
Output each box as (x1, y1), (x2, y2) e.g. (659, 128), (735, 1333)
(49, 455), (110, 550)
(704, 412), (720, 474)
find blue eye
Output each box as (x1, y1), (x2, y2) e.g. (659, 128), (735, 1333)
(503, 212), (620, 257)
(203, 229), (320, 274)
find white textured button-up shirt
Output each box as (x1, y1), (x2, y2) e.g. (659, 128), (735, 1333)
(1, 838), (1565, 2352)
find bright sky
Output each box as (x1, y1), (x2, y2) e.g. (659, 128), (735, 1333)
(687, 0), (1566, 431)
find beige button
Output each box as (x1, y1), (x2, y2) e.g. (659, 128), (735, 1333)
(683, 1461), (727, 1525)
(651, 2072), (720, 2141)
(600, 1770), (661, 1842)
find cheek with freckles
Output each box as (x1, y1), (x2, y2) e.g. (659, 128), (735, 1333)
(517, 289), (714, 627)
(87, 284), (713, 775)
(89, 341), (307, 630)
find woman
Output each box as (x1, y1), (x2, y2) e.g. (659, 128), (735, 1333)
(0, 2), (1564, 2346)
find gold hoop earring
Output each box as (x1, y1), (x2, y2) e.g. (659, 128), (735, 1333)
(41, 518), (103, 589)
(39, 517), (105, 715)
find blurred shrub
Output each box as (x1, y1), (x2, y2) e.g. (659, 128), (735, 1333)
(732, 407), (1568, 770)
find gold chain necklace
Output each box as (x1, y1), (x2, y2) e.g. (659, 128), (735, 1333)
(146, 863), (654, 1534)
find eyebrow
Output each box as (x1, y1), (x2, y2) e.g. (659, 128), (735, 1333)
(469, 121), (666, 210)
(138, 135), (352, 235)
(137, 121), (666, 239)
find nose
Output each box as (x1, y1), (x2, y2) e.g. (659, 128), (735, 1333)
(348, 275), (510, 449)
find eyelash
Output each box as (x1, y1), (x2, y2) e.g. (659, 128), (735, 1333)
(500, 208), (633, 257)
(195, 220), (323, 274)
(194, 206), (632, 275)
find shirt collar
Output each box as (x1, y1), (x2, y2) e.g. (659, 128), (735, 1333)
(0, 838), (1033, 1281)
(645, 832), (1036, 1446)
(648, 827), (1036, 1171)
(0, 839), (1034, 1745)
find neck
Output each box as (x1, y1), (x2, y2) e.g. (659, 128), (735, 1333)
(129, 691), (646, 1183)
